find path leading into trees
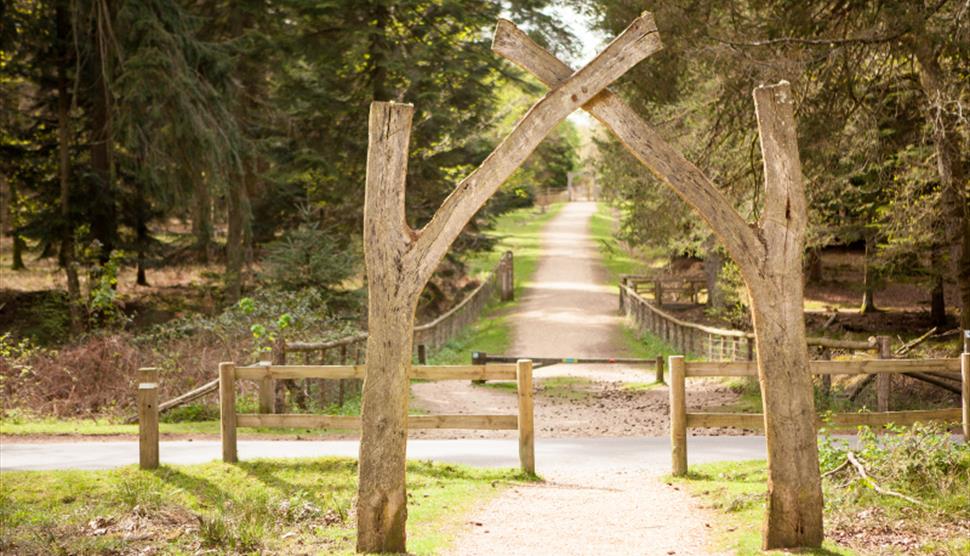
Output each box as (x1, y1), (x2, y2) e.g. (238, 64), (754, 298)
(437, 201), (724, 555)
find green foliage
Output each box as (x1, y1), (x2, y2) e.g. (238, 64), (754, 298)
(0, 457), (529, 555)
(86, 250), (130, 329)
(259, 210), (358, 292)
(818, 423), (970, 512)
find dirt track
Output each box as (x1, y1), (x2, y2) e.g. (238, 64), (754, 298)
(436, 202), (726, 555)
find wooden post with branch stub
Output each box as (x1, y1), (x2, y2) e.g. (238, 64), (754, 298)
(355, 14), (663, 554)
(492, 22), (822, 548)
(517, 359), (535, 474)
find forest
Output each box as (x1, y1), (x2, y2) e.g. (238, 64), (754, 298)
(1, 0), (967, 418)
(1, 1), (969, 555)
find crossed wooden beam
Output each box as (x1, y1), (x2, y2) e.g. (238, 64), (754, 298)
(490, 18), (769, 280)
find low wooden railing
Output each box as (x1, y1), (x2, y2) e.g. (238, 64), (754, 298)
(622, 274), (708, 306)
(218, 359), (536, 473)
(667, 354), (970, 476)
(619, 280), (878, 361)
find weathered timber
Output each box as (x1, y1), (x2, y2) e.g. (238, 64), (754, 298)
(232, 364), (516, 381)
(234, 413), (517, 430)
(517, 359), (535, 474)
(138, 383), (159, 470)
(669, 356), (687, 476)
(219, 362), (237, 463)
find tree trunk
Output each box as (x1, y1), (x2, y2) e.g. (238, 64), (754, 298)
(913, 35), (969, 330)
(225, 177), (246, 305)
(191, 176), (213, 263)
(749, 83), (823, 549)
(1, 176), (25, 270)
(860, 235), (878, 314)
(55, 1), (83, 333)
(357, 104), (419, 554)
(930, 248), (946, 326)
(88, 1), (117, 263)
(805, 246), (823, 284)
(702, 236), (725, 310)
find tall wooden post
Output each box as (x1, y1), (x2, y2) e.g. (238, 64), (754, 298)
(219, 362), (237, 463)
(876, 336), (891, 412)
(655, 354), (665, 384)
(501, 250), (515, 301)
(138, 383), (159, 470)
(961, 350), (969, 441)
(517, 359), (535, 474)
(138, 367), (159, 384)
(669, 355), (687, 476)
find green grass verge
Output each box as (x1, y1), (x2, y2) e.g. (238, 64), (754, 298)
(670, 460), (855, 556)
(588, 202), (649, 287)
(0, 457), (530, 555)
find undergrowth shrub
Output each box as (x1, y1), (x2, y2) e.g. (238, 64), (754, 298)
(819, 422), (970, 514)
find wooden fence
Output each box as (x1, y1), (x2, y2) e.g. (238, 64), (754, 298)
(622, 274), (708, 306)
(619, 278), (878, 361)
(218, 359), (535, 473)
(667, 354), (970, 475)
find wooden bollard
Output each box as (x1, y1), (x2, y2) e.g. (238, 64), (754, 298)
(417, 344), (427, 365)
(138, 383), (159, 470)
(219, 362), (238, 463)
(655, 354), (664, 384)
(138, 367), (159, 384)
(517, 359), (535, 474)
(669, 355), (687, 476)
(876, 336), (891, 412)
(961, 351), (969, 441)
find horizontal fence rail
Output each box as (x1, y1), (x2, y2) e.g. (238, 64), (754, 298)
(218, 360), (536, 473)
(619, 279), (878, 361)
(668, 353), (970, 476)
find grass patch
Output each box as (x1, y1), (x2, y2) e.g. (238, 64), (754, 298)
(538, 376), (592, 400)
(427, 203), (564, 365)
(0, 457), (532, 555)
(622, 381), (663, 392)
(672, 425), (969, 555)
(670, 460), (855, 555)
(474, 381), (518, 392)
(466, 203), (565, 297)
(588, 203), (650, 287)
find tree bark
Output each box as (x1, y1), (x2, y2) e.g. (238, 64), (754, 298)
(225, 176), (246, 305)
(805, 246), (823, 283)
(913, 38), (969, 330)
(491, 27), (823, 548)
(860, 234), (879, 314)
(5, 179), (26, 271)
(55, 0), (83, 333)
(930, 248), (946, 327)
(191, 176), (214, 263)
(88, 0), (117, 263)
(702, 236), (725, 310)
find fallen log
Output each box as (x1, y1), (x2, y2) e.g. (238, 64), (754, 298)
(894, 327), (937, 356)
(846, 452), (926, 506)
(125, 379), (219, 424)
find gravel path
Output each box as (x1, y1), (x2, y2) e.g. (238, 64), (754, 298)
(446, 202), (724, 555)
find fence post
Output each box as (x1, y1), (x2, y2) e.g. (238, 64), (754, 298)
(961, 340), (969, 441)
(219, 362), (238, 463)
(139, 367), (159, 384)
(417, 344), (427, 365)
(820, 347), (832, 402)
(655, 354), (664, 384)
(876, 336), (891, 412)
(471, 351), (487, 385)
(501, 250), (515, 301)
(517, 359), (535, 474)
(138, 382), (159, 470)
(655, 280), (664, 307)
(669, 355), (687, 476)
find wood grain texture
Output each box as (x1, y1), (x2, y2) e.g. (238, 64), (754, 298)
(517, 360), (535, 474)
(138, 383), (159, 470)
(234, 364), (516, 381)
(219, 362), (237, 463)
(685, 409), (961, 429)
(685, 358), (961, 377)
(669, 356), (687, 476)
(235, 413), (517, 430)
